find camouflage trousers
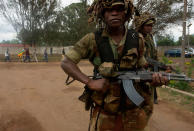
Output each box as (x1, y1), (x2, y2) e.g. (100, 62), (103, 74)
(89, 106), (151, 131)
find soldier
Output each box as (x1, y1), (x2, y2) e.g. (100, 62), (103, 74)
(61, 0), (167, 130)
(134, 12), (159, 104)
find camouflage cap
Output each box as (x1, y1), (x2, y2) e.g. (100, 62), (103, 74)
(134, 12), (156, 31)
(87, 0), (134, 24)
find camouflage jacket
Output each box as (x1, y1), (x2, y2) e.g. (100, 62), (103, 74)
(65, 29), (153, 115)
(144, 34), (158, 60)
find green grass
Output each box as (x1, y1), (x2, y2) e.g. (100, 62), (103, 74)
(159, 88), (194, 112)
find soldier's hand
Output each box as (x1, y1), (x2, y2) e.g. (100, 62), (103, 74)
(87, 79), (108, 93)
(151, 73), (168, 86)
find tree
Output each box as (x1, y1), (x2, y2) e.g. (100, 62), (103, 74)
(157, 35), (176, 46)
(0, 0), (60, 45)
(177, 34), (194, 46)
(189, 35), (194, 46)
(134, 0), (193, 33)
(0, 39), (20, 44)
(52, 2), (95, 46)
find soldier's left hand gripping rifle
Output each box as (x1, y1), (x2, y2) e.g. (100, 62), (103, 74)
(96, 71), (194, 107)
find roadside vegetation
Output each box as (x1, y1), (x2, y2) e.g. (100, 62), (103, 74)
(158, 56), (194, 112)
(159, 88), (194, 112)
(160, 57), (194, 93)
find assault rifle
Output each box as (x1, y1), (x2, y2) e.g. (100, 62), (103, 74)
(65, 58), (177, 85)
(146, 57), (178, 73)
(105, 71), (194, 106)
(67, 70), (194, 110)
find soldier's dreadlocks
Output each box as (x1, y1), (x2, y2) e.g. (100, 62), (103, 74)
(87, 0), (135, 25)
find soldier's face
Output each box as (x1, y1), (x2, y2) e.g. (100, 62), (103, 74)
(142, 24), (153, 34)
(103, 5), (126, 28)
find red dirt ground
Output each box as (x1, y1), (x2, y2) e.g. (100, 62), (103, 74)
(0, 61), (193, 131)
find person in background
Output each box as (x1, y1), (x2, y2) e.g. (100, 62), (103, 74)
(5, 48), (10, 62)
(62, 47), (65, 55)
(24, 48), (31, 62)
(43, 48), (48, 62)
(134, 12), (159, 104)
(32, 48), (38, 62)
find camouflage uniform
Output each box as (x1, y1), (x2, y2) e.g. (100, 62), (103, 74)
(66, 29), (154, 131)
(134, 12), (158, 60)
(65, 1), (154, 131)
(134, 12), (159, 104)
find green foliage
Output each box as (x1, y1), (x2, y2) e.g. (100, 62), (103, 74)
(177, 35), (194, 46)
(189, 35), (194, 46)
(136, 0), (194, 33)
(161, 56), (174, 64)
(0, 39), (20, 44)
(160, 88), (194, 112)
(187, 58), (194, 77)
(32, 2), (95, 46)
(162, 56), (169, 64)
(166, 58), (193, 92)
(54, 2), (95, 46)
(157, 35), (176, 46)
(168, 81), (192, 92)
(175, 67), (182, 74)
(0, 0), (59, 45)
(191, 59), (194, 65)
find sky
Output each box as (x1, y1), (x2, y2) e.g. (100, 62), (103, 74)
(0, 0), (193, 42)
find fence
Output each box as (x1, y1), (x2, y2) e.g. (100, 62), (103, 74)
(0, 46), (73, 62)
(0, 46), (73, 55)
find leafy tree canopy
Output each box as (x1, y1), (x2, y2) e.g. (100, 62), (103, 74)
(0, 39), (20, 44)
(157, 35), (176, 46)
(135, 0), (193, 33)
(177, 34), (194, 46)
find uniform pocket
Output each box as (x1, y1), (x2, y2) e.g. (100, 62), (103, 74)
(120, 48), (138, 69)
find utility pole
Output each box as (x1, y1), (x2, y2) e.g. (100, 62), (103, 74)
(181, 0), (187, 72)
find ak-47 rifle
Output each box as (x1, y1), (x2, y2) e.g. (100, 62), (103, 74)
(83, 70), (194, 108)
(65, 58), (177, 85)
(102, 71), (194, 107)
(66, 70), (194, 109)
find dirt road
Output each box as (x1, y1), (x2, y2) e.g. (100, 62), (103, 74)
(0, 61), (193, 131)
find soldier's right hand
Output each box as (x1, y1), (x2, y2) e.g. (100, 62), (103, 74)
(87, 79), (108, 93)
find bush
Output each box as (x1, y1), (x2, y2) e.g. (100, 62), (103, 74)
(162, 56), (169, 64)
(168, 80), (192, 92)
(187, 59), (194, 77)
